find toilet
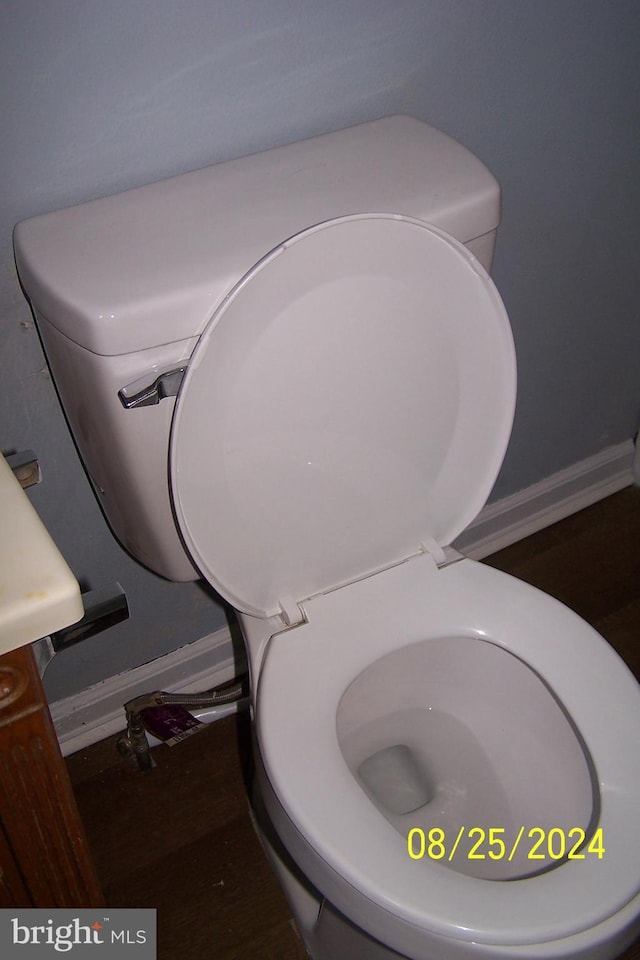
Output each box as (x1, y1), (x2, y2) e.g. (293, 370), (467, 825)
(14, 116), (640, 959)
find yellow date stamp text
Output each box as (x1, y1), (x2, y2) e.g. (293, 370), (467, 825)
(407, 826), (605, 862)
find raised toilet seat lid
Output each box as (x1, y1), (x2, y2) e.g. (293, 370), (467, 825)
(170, 214), (516, 619)
(257, 553), (640, 950)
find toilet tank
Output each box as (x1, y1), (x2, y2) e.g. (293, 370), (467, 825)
(14, 115), (501, 581)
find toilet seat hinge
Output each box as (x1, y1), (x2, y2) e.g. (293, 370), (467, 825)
(278, 595), (306, 628)
(420, 537), (460, 567)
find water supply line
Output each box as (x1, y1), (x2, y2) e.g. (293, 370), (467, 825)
(117, 673), (249, 771)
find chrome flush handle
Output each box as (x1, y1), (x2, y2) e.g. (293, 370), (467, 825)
(118, 367), (187, 409)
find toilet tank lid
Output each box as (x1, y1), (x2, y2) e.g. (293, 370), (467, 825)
(13, 116), (500, 356)
(170, 214), (516, 621)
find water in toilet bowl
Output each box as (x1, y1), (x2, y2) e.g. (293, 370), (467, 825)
(336, 636), (598, 881)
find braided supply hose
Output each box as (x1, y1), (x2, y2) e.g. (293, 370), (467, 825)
(117, 673), (249, 770)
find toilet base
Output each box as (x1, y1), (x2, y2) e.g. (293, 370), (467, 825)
(250, 767), (408, 960)
(278, 867), (409, 960)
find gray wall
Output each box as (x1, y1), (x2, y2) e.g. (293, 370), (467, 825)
(2, 1), (639, 701)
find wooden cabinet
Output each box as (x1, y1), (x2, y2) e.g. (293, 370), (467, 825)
(0, 643), (103, 907)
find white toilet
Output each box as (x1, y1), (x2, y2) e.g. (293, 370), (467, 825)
(14, 116), (640, 959)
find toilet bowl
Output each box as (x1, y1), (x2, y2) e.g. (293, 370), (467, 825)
(252, 553), (640, 958)
(13, 116), (640, 959)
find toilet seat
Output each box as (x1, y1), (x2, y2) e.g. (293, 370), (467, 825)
(256, 553), (640, 950)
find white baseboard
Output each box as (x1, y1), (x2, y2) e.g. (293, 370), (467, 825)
(52, 438), (636, 756)
(455, 438), (635, 559)
(51, 626), (242, 756)
(633, 433), (640, 485)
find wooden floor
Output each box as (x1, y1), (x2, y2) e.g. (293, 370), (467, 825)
(66, 487), (640, 960)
